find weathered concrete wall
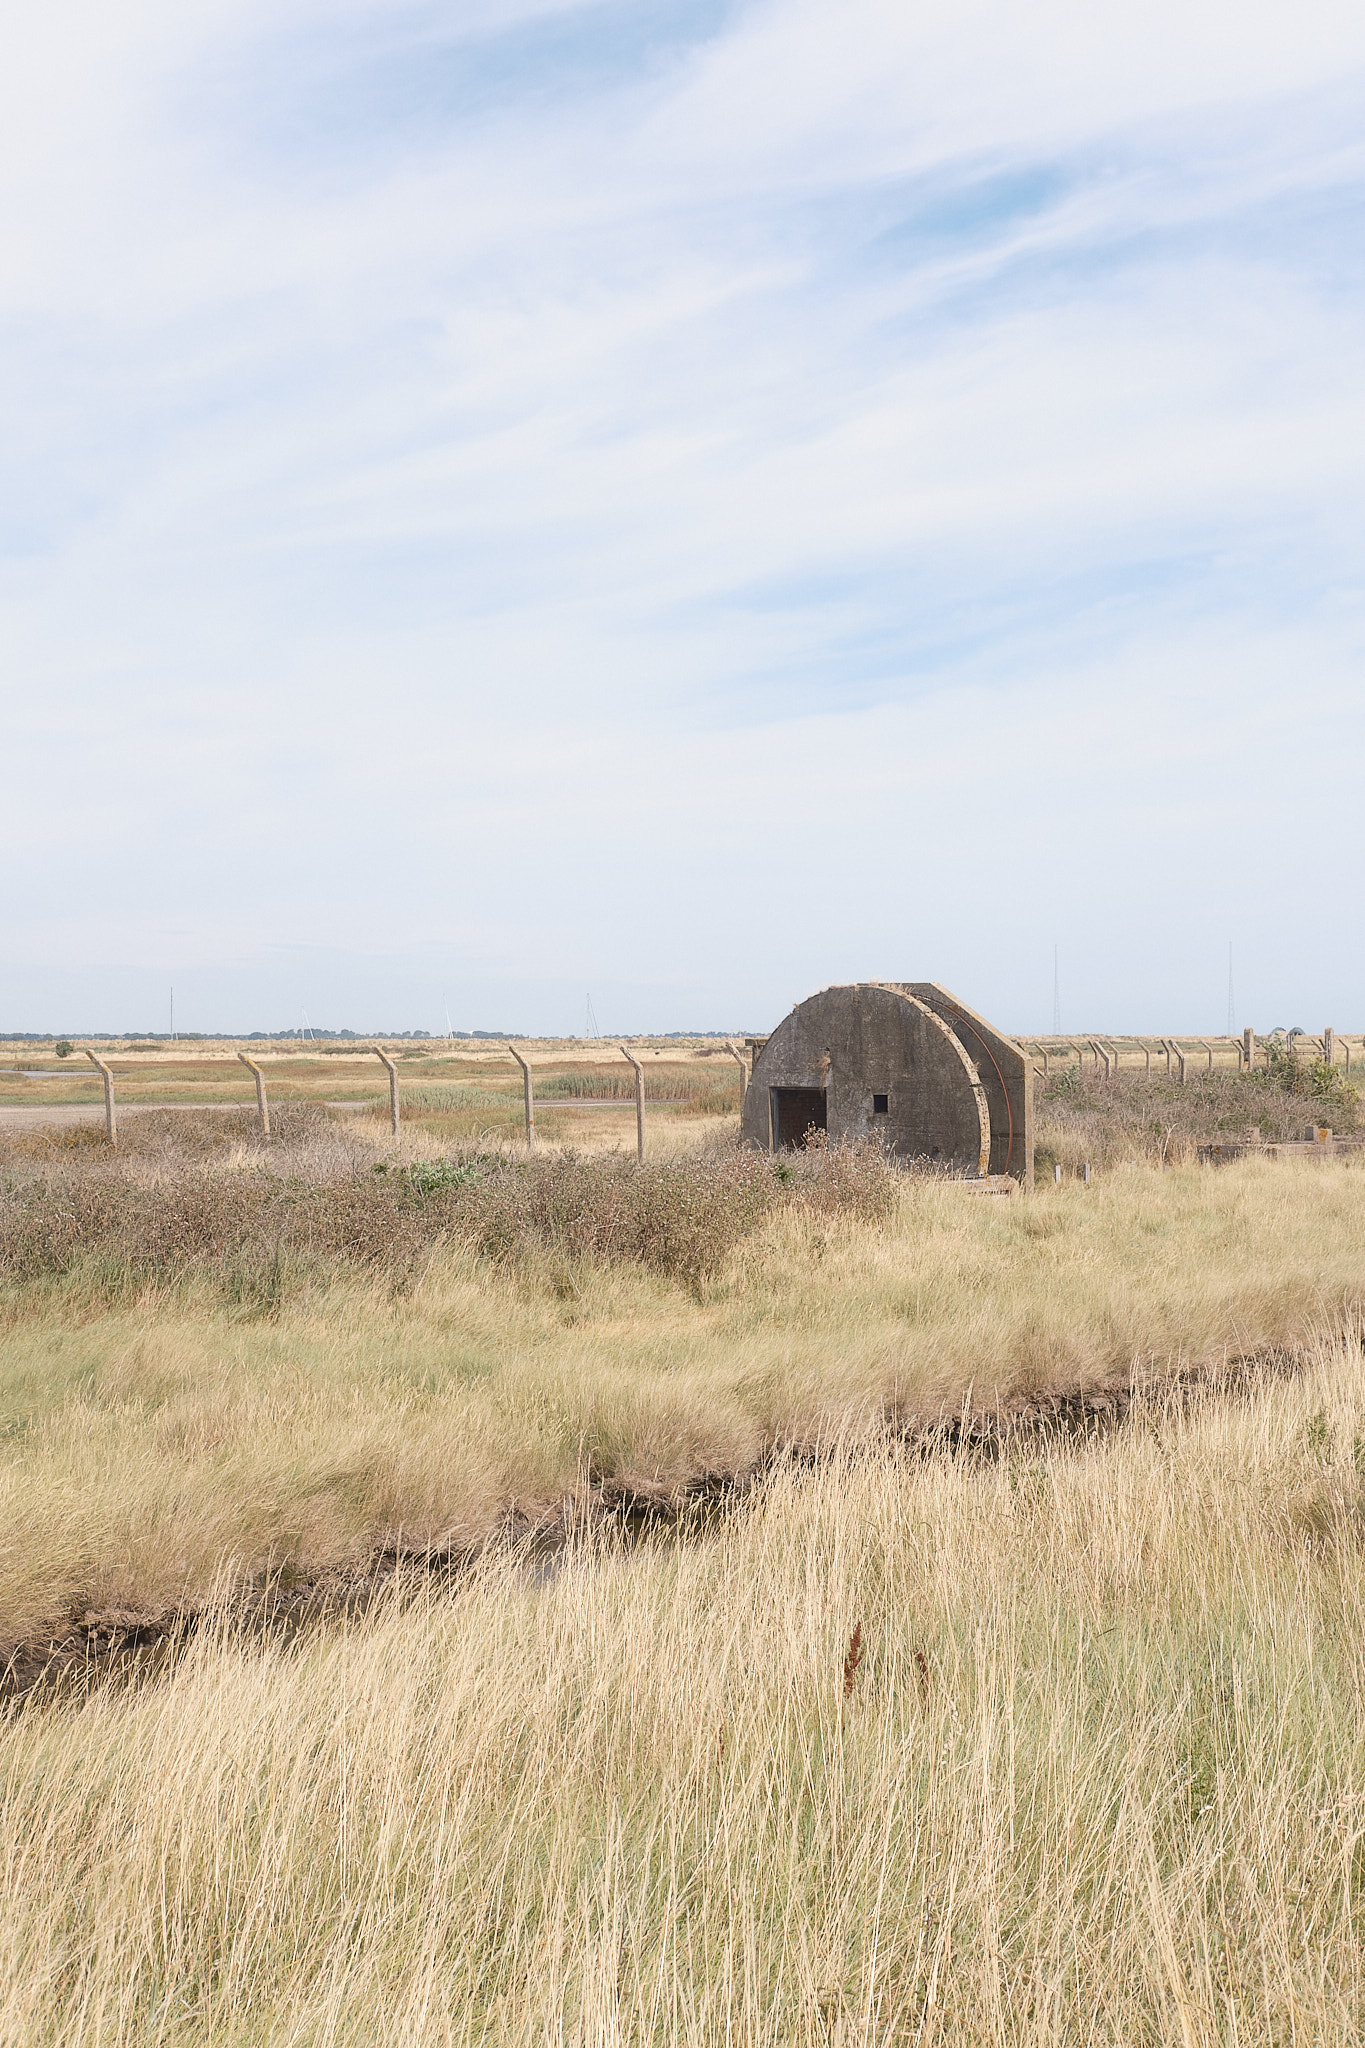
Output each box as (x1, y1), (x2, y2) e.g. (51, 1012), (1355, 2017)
(740, 984), (990, 1175)
(903, 983), (1033, 1187)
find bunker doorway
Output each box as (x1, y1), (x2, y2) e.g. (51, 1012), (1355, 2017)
(772, 1086), (827, 1151)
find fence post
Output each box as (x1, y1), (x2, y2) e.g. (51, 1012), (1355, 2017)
(724, 1040), (749, 1107)
(507, 1044), (534, 1151)
(236, 1050), (271, 1138)
(1197, 1039), (1213, 1073)
(1324, 1027), (1335, 1067)
(82, 1048), (117, 1147)
(619, 1045), (646, 1162)
(372, 1046), (399, 1135)
(1041, 1045), (1049, 1077)
(1144, 1043), (1151, 1076)
(1171, 1041), (1187, 1085)
(1243, 1026), (1254, 1072)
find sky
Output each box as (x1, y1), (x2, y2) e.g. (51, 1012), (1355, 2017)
(4, 0), (1365, 1037)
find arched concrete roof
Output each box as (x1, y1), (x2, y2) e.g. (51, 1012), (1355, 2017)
(740, 982), (990, 1175)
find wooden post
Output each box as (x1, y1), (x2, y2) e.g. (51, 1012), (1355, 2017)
(619, 1045), (646, 1162)
(372, 1046), (399, 1135)
(507, 1044), (534, 1151)
(82, 1048), (117, 1147)
(724, 1040), (749, 1107)
(1324, 1027), (1335, 1067)
(1144, 1044), (1151, 1076)
(1041, 1045), (1049, 1077)
(1346, 1040), (1352, 1078)
(236, 1050), (270, 1138)
(1243, 1026), (1254, 1072)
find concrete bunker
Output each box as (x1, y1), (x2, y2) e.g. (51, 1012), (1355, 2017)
(741, 982), (1033, 1185)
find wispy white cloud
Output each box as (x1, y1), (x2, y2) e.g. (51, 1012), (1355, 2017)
(3, 1), (1364, 1031)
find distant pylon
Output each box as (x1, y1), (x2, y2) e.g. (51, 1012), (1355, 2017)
(585, 993), (600, 1039)
(1052, 946), (1061, 1035)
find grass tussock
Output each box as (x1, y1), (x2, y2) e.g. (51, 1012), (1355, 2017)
(8, 1334), (1365, 2040)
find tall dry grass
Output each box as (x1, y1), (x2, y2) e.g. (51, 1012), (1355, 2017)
(5, 1330), (1365, 2041)
(1, 1138), (1365, 1662)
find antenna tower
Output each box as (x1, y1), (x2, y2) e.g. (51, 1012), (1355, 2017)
(585, 993), (600, 1039)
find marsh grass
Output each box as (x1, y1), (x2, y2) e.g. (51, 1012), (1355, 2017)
(7, 1334), (1365, 2041)
(1, 1140), (1365, 1661)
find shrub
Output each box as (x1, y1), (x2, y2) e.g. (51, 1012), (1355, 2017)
(0, 1121), (896, 1304)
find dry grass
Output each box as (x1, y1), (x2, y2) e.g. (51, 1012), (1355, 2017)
(1037, 1060), (1362, 1170)
(7, 1331), (1365, 2040)
(1, 1126), (1365, 1663)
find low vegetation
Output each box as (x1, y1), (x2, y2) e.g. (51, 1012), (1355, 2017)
(1036, 1057), (1362, 1170)
(6, 1330), (1365, 2041)
(2, 1109), (1365, 1668)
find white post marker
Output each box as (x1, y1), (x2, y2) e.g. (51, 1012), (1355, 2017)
(508, 1044), (534, 1150)
(619, 1044), (646, 1162)
(236, 1049), (271, 1138)
(82, 1048), (117, 1147)
(372, 1045), (399, 1136)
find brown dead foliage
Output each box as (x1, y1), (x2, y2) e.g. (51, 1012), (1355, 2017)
(0, 1113), (896, 1304)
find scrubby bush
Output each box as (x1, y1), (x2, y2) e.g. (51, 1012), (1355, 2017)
(0, 1116), (896, 1303)
(1036, 1061), (1363, 1173)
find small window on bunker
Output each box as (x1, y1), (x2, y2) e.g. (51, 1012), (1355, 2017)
(873, 1093), (888, 1114)
(772, 1087), (827, 1150)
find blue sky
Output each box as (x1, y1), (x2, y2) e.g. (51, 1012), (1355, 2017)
(4, 0), (1365, 1035)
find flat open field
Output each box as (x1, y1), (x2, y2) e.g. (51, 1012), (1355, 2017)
(4, 1075), (1365, 2040)
(0, 1038), (743, 1152)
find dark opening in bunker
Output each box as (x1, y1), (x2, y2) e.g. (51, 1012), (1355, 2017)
(772, 1087), (827, 1150)
(873, 1093), (888, 1114)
